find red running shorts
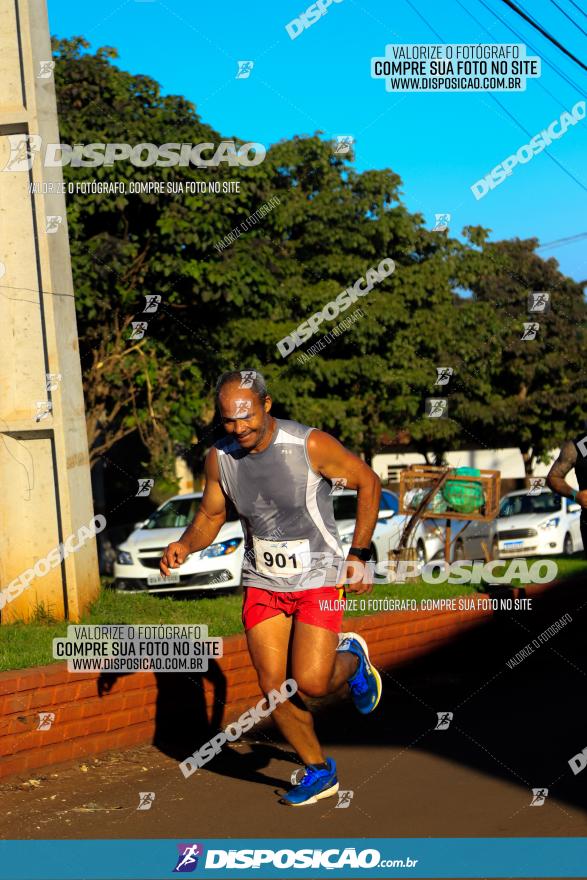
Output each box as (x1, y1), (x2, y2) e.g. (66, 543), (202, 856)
(242, 586), (346, 633)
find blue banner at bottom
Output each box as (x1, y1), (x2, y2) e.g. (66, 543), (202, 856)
(0, 838), (585, 879)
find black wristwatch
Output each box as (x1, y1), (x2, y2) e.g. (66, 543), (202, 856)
(348, 546), (373, 561)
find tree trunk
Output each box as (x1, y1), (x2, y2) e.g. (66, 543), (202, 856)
(520, 447), (535, 488)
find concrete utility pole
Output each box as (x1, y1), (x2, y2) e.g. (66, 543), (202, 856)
(0, 0), (100, 622)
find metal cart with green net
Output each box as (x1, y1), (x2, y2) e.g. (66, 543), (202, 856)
(396, 465), (501, 565)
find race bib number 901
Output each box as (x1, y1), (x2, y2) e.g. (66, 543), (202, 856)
(253, 537), (311, 578)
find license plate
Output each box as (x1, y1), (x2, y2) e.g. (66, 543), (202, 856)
(504, 540), (523, 547)
(147, 572), (180, 586)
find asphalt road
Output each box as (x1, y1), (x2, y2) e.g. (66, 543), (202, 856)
(2, 579), (587, 853)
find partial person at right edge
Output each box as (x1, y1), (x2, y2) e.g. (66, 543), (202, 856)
(546, 429), (587, 558)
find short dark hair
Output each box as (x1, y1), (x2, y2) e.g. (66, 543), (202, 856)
(215, 370), (268, 404)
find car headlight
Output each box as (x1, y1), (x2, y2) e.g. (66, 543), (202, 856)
(540, 517), (560, 530)
(201, 538), (242, 558)
(116, 550), (133, 565)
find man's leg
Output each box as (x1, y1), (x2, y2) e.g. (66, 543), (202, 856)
(290, 621), (358, 698)
(292, 590), (382, 716)
(245, 614), (326, 765)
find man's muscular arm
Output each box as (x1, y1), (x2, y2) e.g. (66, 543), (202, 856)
(307, 430), (381, 594)
(545, 440), (587, 510)
(546, 441), (577, 498)
(160, 448), (228, 576)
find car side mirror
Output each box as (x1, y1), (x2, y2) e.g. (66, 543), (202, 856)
(377, 510), (395, 520)
(568, 502), (580, 513)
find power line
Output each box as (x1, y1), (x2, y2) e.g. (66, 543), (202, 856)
(404, 0), (444, 39)
(456, 0), (578, 107)
(403, 0), (587, 193)
(567, 0), (587, 24)
(476, 0), (585, 100)
(549, 0), (587, 38)
(499, 0), (587, 71)
(537, 232), (587, 249)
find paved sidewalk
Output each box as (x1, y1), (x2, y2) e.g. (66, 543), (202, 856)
(2, 583), (586, 841)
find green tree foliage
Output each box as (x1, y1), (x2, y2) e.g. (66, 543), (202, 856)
(53, 37), (586, 488)
(461, 233), (587, 478)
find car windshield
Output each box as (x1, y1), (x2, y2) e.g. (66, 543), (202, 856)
(333, 494), (358, 520)
(498, 493), (562, 518)
(142, 498), (200, 530)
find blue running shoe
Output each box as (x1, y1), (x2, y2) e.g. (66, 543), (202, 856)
(282, 758), (339, 806)
(337, 632), (382, 714)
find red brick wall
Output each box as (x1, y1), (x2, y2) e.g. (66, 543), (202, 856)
(0, 600), (507, 780)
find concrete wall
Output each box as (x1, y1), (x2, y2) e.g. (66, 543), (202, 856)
(0, 0), (99, 622)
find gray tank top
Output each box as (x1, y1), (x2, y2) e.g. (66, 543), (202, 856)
(215, 419), (344, 591)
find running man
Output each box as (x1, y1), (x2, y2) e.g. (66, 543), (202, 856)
(160, 370), (382, 805)
(546, 430), (587, 557)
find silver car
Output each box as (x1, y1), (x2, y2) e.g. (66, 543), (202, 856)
(451, 489), (583, 560)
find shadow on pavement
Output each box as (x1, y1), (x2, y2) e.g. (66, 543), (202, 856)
(312, 576), (587, 815)
(99, 576), (587, 813)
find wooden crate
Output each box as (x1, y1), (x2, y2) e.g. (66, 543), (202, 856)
(399, 465), (501, 522)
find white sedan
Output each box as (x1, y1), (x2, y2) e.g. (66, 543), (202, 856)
(113, 494), (245, 595)
(451, 489), (583, 560)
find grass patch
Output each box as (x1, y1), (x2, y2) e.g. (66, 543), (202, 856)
(0, 586), (244, 673)
(1, 556), (585, 673)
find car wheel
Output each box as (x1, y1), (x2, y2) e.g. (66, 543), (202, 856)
(454, 540), (465, 561)
(563, 533), (573, 555)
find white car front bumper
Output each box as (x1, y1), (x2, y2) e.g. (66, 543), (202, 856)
(113, 550), (243, 594)
(498, 530), (565, 558)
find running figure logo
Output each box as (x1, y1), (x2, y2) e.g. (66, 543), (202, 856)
(236, 61), (254, 79)
(37, 712), (55, 731)
(527, 477), (545, 496)
(129, 321), (149, 340)
(435, 711), (453, 730)
(334, 136), (354, 154)
(530, 788), (548, 806)
(233, 399), (252, 419)
(528, 292), (550, 313)
(329, 477), (347, 496)
(37, 60), (55, 79)
(2, 134), (42, 172)
(435, 367), (453, 386)
(521, 322), (540, 341)
(136, 792), (155, 811)
(34, 400), (52, 423)
(45, 216), (62, 234)
(136, 479), (154, 497)
(143, 294), (161, 313)
(239, 370), (257, 388)
(173, 843), (204, 872)
(45, 373), (62, 391)
(426, 398), (448, 419)
(335, 790), (354, 808)
(433, 213), (450, 232)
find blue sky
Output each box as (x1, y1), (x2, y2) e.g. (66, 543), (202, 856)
(47, 0), (587, 282)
